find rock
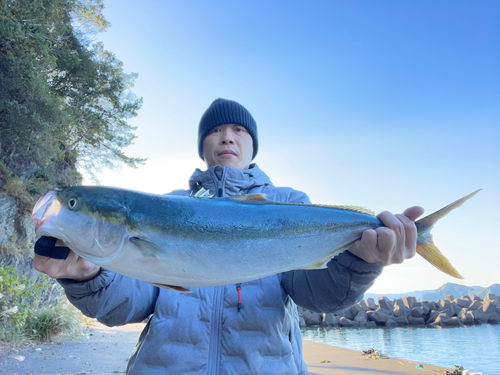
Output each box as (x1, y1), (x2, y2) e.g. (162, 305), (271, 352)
(468, 300), (482, 311)
(485, 293), (498, 302)
(456, 298), (471, 309)
(488, 312), (500, 324)
(392, 316), (409, 326)
(357, 300), (372, 312)
(302, 310), (313, 321)
(299, 317), (307, 327)
(425, 310), (441, 325)
(393, 304), (411, 318)
(385, 319), (398, 327)
(470, 311), (489, 324)
(354, 310), (368, 323)
(451, 302), (462, 316)
(420, 301), (432, 315)
(408, 316), (425, 325)
(411, 306), (425, 318)
(378, 296), (393, 311)
(482, 300), (498, 314)
(309, 312), (323, 325)
(440, 317), (461, 326)
(403, 296), (417, 309)
(437, 300), (452, 311)
(459, 310), (474, 325)
(335, 306), (353, 320)
(445, 295), (455, 302)
(350, 303), (363, 317)
(366, 298), (377, 310)
(461, 295), (471, 301)
(364, 321), (377, 328)
(369, 311), (391, 325)
(323, 313), (340, 326)
(339, 317), (359, 327)
(473, 296), (481, 301)
(433, 312), (452, 325)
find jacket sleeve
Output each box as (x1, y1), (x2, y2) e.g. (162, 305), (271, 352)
(279, 188), (384, 313)
(58, 270), (159, 326)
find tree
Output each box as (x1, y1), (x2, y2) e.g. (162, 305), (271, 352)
(0, 0), (145, 196)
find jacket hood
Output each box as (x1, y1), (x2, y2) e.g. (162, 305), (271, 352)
(188, 164), (272, 196)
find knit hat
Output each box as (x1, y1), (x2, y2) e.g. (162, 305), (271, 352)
(198, 98), (258, 160)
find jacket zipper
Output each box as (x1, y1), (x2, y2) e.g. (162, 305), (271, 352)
(207, 286), (224, 375)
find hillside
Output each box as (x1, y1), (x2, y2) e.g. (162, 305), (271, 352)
(366, 282), (499, 302)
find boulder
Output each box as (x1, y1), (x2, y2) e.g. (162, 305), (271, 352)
(470, 311), (489, 324)
(369, 311), (391, 325)
(323, 313), (340, 326)
(473, 296), (481, 301)
(364, 321), (377, 328)
(488, 313), (500, 324)
(451, 302), (462, 316)
(392, 316), (409, 326)
(378, 296), (393, 311)
(456, 298), (471, 309)
(403, 296), (418, 309)
(302, 310), (313, 321)
(393, 304), (411, 318)
(468, 300), (482, 311)
(461, 295), (471, 301)
(366, 298), (377, 310)
(339, 317), (359, 327)
(445, 295), (455, 302)
(335, 306), (353, 320)
(411, 306), (425, 318)
(485, 293), (498, 302)
(440, 317), (461, 327)
(350, 303), (363, 318)
(299, 317), (307, 327)
(309, 312), (323, 325)
(385, 319), (398, 327)
(425, 310), (441, 325)
(482, 300), (498, 314)
(437, 300), (452, 311)
(420, 301), (432, 314)
(459, 310), (474, 325)
(433, 312), (453, 326)
(354, 310), (368, 323)
(408, 316), (425, 325)
(357, 300), (372, 312)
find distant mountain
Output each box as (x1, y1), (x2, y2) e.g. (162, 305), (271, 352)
(365, 283), (499, 302)
(364, 289), (434, 301)
(420, 283), (482, 302)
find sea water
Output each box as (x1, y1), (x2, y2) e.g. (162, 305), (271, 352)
(301, 324), (500, 374)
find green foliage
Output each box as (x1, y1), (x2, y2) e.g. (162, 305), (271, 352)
(0, 0), (145, 194)
(24, 304), (83, 341)
(0, 266), (54, 341)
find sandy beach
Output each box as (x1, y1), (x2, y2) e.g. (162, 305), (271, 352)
(0, 322), (453, 375)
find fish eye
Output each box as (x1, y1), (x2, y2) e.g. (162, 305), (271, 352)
(68, 197), (78, 210)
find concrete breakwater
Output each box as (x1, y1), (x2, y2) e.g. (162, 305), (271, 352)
(298, 293), (500, 328)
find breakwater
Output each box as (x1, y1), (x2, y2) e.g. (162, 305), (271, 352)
(298, 293), (500, 328)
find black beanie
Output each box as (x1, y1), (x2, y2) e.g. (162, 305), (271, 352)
(198, 98), (258, 161)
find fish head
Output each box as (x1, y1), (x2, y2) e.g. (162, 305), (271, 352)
(32, 187), (130, 263)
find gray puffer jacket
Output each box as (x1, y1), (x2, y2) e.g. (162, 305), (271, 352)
(59, 164), (383, 375)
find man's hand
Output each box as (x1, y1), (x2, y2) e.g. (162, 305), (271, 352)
(348, 206), (424, 266)
(34, 239), (101, 281)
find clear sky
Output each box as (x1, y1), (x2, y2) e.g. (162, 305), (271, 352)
(89, 1), (499, 294)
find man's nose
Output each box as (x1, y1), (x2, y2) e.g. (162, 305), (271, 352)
(220, 130), (235, 144)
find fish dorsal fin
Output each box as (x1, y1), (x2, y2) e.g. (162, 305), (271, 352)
(151, 282), (192, 293)
(324, 205), (375, 216)
(232, 193), (267, 202)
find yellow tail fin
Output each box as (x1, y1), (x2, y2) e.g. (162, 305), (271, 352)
(415, 190), (481, 279)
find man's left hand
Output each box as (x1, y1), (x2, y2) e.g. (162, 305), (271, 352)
(348, 206), (424, 266)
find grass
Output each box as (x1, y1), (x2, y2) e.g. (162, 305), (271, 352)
(24, 303), (85, 341)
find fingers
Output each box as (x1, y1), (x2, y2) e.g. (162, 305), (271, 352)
(34, 250), (100, 281)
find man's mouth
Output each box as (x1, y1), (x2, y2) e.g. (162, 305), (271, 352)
(218, 150), (237, 156)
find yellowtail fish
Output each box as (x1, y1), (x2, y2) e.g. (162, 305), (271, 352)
(32, 187), (480, 292)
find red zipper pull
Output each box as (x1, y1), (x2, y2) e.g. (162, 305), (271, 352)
(236, 284), (242, 312)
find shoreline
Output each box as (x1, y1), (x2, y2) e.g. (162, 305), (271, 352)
(0, 321), (457, 375)
(302, 339), (452, 374)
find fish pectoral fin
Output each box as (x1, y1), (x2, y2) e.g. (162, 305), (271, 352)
(151, 283), (192, 293)
(129, 237), (164, 258)
(232, 193), (267, 202)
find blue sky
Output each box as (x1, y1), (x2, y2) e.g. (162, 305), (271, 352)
(91, 1), (499, 293)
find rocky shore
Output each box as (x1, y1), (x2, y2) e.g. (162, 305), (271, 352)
(299, 293), (500, 328)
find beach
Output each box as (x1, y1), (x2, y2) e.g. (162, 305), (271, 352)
(0, 322), (453, 375)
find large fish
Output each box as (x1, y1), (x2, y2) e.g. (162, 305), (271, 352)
(32, 187), (479, 291)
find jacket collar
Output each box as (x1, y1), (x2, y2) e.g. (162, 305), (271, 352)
(188, 164), (272, 196)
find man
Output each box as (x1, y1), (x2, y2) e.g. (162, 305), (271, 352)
(34, 98), (423, 374)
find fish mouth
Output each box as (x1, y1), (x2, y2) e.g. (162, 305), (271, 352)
(32, 190), (62, 226)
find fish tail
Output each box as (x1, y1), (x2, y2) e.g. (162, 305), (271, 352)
(415, 189), (481, 279)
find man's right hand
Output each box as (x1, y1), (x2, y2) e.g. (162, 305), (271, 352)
(34, 239), (101, 281)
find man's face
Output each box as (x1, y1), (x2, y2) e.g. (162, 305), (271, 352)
(202, 124), (253, 170)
